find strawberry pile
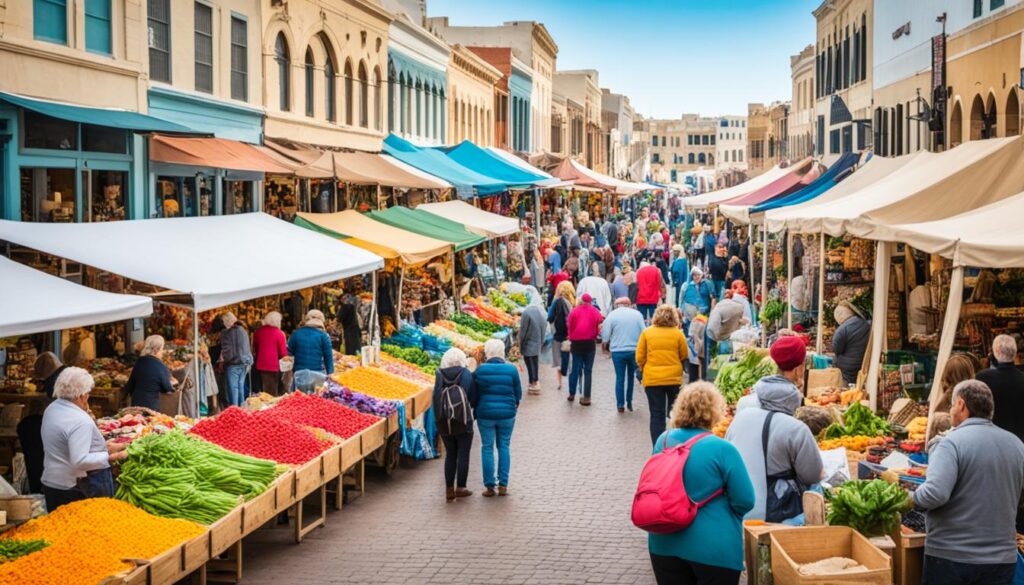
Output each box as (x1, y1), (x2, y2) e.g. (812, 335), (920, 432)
(261, 392), (380, 439)
(190, 406), (330, 465)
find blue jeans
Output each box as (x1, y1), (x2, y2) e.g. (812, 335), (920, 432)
(225, 364), (247, 406)
(611, 351), (637, 408)
(712, 279), (726, 299)
(638, 304), (657, 321)
(477, 417), (515, 488)
(568, 348), (596, 398)
(922, 555), (1015, 585)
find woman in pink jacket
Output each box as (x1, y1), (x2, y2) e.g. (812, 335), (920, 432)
(566, 293), (603, 405)
(252, 311), (287, 395)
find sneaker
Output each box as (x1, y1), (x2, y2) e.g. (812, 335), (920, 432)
(482, 487), (496, 497)
(580, 397), (592, 406)
(498, 486), (509, 496)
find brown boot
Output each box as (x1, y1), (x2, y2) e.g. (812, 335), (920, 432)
(454, 487), (473, 498)
(580, 397), (592, 406)
(498, 486), (509, 496)
(482, 486), (496, 497)
(446, 487), (456, 502)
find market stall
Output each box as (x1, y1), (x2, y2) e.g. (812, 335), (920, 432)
(681, 163), (793, 212)
(382, 134), (514, 199)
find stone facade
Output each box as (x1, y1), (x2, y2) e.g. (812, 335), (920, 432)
(647, 115), (717, 183)
(789, 44), (816, 159)
(813, 0), (873, 156)
(447, 45), (502, 146)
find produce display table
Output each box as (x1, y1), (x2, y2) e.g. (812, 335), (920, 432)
(895, 531), (925, 585)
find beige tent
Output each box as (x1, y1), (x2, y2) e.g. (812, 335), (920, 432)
(681, 164), (791, 210)
(295, 210), (452, 266)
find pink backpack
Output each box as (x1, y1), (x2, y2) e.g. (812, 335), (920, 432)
(631, 432), (722, 534)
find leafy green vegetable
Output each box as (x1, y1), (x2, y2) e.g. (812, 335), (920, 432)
(823, 402), (890, 439)
(0, 539), (48, 563)
(827, 479), (910, 536)
(451, 312), (503, 335)
(714, 349), (777, 404)
(381, 344), (439, 374)
(759, 298), (786, 325)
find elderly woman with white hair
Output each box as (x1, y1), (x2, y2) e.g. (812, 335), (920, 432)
(124, 334), (175, 410)
(41, 367), (128, 510)
(253, 311), (287, 395)
(471, 339), (522, 497)
(219, 312), (253, 406)
(433, 348), (476, 501)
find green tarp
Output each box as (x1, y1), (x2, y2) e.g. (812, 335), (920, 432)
(368, 206), (486, 252)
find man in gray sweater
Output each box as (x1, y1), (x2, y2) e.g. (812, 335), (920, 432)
(913, 379), (1024, 584)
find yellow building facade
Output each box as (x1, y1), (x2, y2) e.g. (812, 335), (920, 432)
(448, 45), (502, 147)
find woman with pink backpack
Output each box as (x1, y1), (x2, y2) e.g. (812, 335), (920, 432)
(633, 382), (754, 585)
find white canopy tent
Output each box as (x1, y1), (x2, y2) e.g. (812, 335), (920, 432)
(417, 200), (520, 238)
(0, 213), (384, 311)
(564, 159), (656, 195)
(0, 256), (153, 338)
(681, 164), (790, 211)
(485, 147), (576, 189)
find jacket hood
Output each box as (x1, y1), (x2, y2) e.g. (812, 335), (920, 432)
(752, 375), (801, 415)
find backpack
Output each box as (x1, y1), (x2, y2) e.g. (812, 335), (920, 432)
(439, 371), (472, 434)
(631, 432), (721, 534)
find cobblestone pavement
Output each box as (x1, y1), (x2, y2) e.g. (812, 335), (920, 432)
(244, 353), (666, 585)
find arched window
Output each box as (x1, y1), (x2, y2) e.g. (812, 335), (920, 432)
(358, 62), (369, 128)
(324, 55), (336, 122)
(344, 60), (354, 125)
(688, 153), (695, 164)
(950, 100), (963, 147)
(698, 153), (706, 164)
(1007, 90), (1020, 137)
(374, 66), (383, 131)
(304, 48), (315, 117)
(387, 62), (396, 131)
(275, 33), (290, 111)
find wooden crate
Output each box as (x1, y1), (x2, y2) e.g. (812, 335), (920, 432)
(114, 564), (148, 585)
(208, 504), (244, 557)
(743, 523), (801, 585)
(274, 468), (296, 512)
(322, 444), (341, 480)
(411, 386), (433, 419)
(385, 411), (400, 436)
(146, 545), (184, 585)
(360, 419), (387, 455)
(181, 530), (211, 575)
(242, 484), (278, 535)
(294, 456), (324, 499)
(770, 526), (891, 585)
(340, 434), (362, 471)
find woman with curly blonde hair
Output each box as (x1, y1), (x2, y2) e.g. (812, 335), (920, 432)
(647, 382), (754, 585)
(636, 305), (689, 444)
(547, 280), (576, 389)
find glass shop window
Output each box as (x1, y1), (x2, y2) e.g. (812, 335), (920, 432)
(23, 111), (77, 150)
(21, 167), (76, 222)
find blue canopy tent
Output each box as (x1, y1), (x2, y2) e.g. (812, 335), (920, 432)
(749, 151), (862, 217)
(382, 134), (511, 198)
(438, 141), (556, 188)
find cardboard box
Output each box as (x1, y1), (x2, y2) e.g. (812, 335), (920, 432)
(770, 526), (892, 584)
(0, 495), (39, 521)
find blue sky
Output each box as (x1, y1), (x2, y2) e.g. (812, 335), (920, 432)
(427, 0), (820, 119)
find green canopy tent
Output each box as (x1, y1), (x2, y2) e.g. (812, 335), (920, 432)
(368, 206), (487, 252)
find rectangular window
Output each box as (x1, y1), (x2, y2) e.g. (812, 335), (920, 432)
(817, 115), (825, 155)
(82, 124), (127, 154)
(23, 111), (77, 151)
(230, 16), (248, 101)
(85, 0), (112, 54)
(148, 0), (171, 82)
(992, 0), (1005, 9)
(830, 129), (841, 154)
(194, 3), (214, 94)
(34, 0), (67, 44)
(652, 135), (658, 147)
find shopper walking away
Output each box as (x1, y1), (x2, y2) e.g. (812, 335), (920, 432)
(975, 334), (1024, 444)
(41, 367), (128, 511)
(517, 304), (546, 395)
(124, 335), (176, 411)
(567, 293), (603, 405)
(601, 297), (646, 412)
(472, 340), (522, 497)
(547, 281), (575, 391)
(726, 336), (823, 521)
(287, 309), (334, 389)
(831, 301), (870, 385)
(433, 348), (476, 502)
(577, 274), (614, 316)
(636, 305), (689, 444)
(635, 261), (666, 322)
(669, 245), (689, 307)
(219, 312), (253, 406)
(646, 382), (755, 585)
(913, 380), (1024, 585)
(252, 311), (287, 395)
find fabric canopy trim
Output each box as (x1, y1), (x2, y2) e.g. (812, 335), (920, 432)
(0, 256), (153, 338)
(295, 210), (452, 265)
(439, 141), (551, 188)
(486, 147), (576, 189)
(264, 138), (450, 189)
(763, 153), (918, 232)
(716, 158), (817, 219)
(417, 200), (520, 238)
(682, 164), (792, 210)
(150, 135), (294, 174)
(0, 91), (194, 134)
(0, 214), (383, 312)
(369, 206), (486, 252)
(383, 134), (510, 198)
(549, 159), (653, 195)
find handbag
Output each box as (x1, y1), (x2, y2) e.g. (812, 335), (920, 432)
(762, 411), (805, 523)
(560, 340), (572, 352)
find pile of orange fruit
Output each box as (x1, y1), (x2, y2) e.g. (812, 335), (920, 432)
(335, 367), (423, 400)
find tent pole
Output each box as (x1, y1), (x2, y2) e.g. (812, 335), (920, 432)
(370, 271), (379, 345)
(927, 265), (964, 437)
(748, 225), (756, 323)
(865, 241), (892, 409)
(760, 226), (769, 347)
(786, 229), (793, 330)
(192, 306), (200, 411)
(450, 249), (458, 310)
(816, 230), (826, 354)
(397, 264), (405, 324)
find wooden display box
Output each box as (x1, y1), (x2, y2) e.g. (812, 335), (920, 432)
(770, 526), (892, 585)
(385, 411), (400, 436)
(743, 523), (801, 585)
(146, 544), (185, 585)
(181, 530), (211, 575)
(294, 456), (324, 499)
(208, 504), (244, 557)
(274, 468), (296, 511)
(105, 563), (147, 585)
(411, 387), (433, 419)
(340, 434), (362, 471)
(321, 444), (341, 481)
(242, 485), (278, 535)
(360, 419), (387, 455)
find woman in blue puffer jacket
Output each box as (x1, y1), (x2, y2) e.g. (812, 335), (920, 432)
(471, 339), (522, 497)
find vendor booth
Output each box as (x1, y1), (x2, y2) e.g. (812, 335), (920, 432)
(382, 134), (514, 199)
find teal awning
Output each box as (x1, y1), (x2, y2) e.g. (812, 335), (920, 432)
(0, 91), (195, 133)
(369, 206), (486, 251)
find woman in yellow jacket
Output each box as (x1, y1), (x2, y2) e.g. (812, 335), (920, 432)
(636, 304), (689, 445)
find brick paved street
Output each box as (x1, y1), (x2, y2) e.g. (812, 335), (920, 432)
(244, 352), (661, 585)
